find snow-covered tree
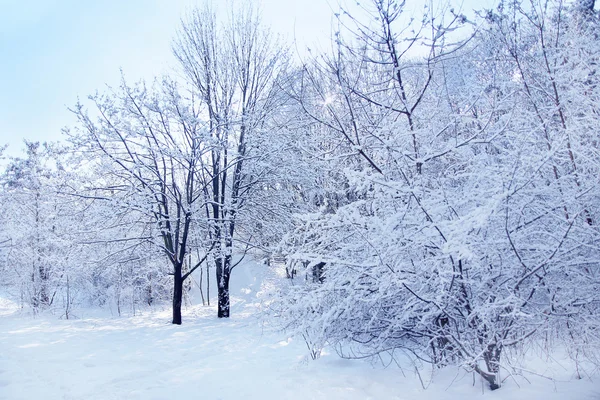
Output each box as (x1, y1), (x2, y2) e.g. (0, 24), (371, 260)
(70, 77), (214, 324)
(172, 3), (296, 318)
(273, 0), (600, 390)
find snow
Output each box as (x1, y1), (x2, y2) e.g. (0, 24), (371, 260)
(0, 261), (598, 400)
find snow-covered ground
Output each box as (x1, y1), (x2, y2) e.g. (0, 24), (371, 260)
(0, 262), (598, 400)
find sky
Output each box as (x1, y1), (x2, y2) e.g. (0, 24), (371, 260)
(0, 0), (491, 158)
(0, 0), (336, 157)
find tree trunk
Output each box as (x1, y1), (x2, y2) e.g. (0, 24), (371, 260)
(216, 255), (231, 318)
(206, 262), (210, 306)
(475, 343), (502, 390)
(172, 263), (183, 325)
(39, 264), (49, 306)
(198, 267), (205, 306)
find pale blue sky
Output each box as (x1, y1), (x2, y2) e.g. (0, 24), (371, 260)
(0, 0), (489, 157)
(0, 0), (336, 156)
(1, 0), (185, 156)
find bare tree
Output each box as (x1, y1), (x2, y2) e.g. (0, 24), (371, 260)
(173, 4), (289, 318)
(71, 77), (212, 325)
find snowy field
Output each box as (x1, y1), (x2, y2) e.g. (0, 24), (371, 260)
(1, 262), (598, 400)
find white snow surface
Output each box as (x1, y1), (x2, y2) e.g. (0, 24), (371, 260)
(0, 261), (598, 400)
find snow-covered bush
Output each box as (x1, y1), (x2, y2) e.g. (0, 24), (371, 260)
(273, 0), (600, 390)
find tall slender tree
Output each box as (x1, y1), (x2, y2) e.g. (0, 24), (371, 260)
(71, 78), (213, 324)
(173, 3), (290, 318)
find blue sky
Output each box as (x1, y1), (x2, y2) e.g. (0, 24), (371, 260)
(0, 0), (187, 155)
(0, 0), (488, 158)
(0, 0), (335, 157)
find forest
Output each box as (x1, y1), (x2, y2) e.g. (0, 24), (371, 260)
(1, 0), (599, 393)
